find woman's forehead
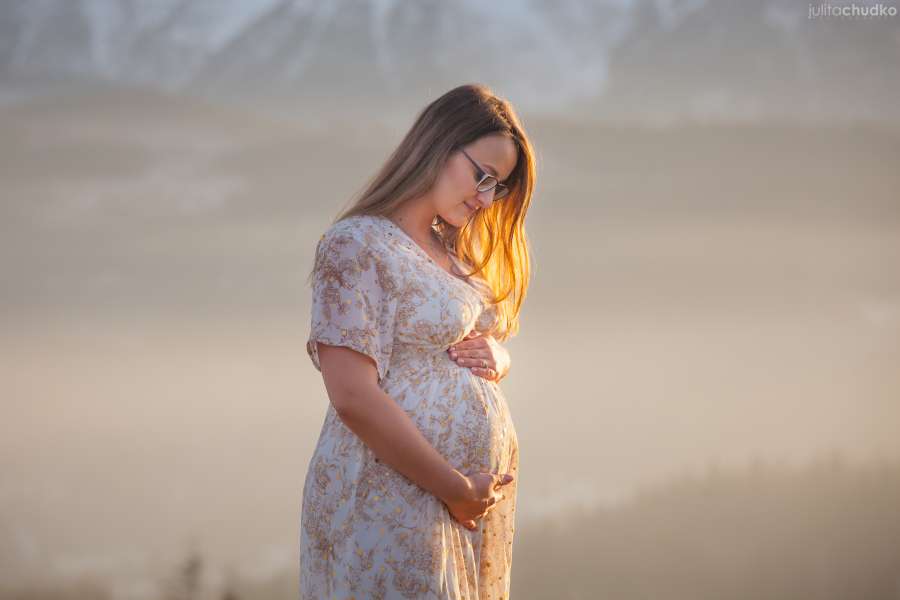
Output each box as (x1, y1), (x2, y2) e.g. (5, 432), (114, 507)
(468, 134), (518, 181)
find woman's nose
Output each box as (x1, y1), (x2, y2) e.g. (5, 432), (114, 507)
(474, 189), (495, 207)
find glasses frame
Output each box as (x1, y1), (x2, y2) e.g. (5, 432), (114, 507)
(459, 148), (510, 201)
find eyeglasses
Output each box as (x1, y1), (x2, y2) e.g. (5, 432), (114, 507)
(459, 148), (510, 201)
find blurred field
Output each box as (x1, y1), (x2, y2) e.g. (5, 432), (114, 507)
(3, 457), (899, 599)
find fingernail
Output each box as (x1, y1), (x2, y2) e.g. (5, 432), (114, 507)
(502, 474), (514, 484)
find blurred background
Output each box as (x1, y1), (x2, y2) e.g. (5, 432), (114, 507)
(1, 0), (899, 598)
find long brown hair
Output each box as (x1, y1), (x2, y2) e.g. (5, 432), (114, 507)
(318, 83), (536, 341)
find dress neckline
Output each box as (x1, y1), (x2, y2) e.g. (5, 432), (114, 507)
(376, 215), (472, 285)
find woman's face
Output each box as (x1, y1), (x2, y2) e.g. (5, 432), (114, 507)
(431, 133), (518, 228)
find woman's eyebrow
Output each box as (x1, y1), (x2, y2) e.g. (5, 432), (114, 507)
(484, 162), (506, 181)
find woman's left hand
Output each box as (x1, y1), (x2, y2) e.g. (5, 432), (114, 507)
(447, 330), (510, 382)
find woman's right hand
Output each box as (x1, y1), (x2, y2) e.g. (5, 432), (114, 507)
(443, 472), (515, 531)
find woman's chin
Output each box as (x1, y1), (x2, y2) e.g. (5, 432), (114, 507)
(441, 212), (471, 228)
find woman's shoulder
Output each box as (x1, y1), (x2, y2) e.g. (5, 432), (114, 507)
(320, 214), (386, 239)
(317, 214), (393, 255)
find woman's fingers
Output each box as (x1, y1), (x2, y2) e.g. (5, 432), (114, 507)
(450, 348), (488, 358)
(449, 349), (493, 366)
(478, 493), (506, 519)
(471, 367), (497, 380)
(449, 351), (497, 375)
(462, 359), (495, 370)
(449, 337), (488, 353)
(449, 347), (489, 359)
(454, 473), (513, 530)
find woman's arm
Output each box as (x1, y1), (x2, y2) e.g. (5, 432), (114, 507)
(316, 341), (472, 504)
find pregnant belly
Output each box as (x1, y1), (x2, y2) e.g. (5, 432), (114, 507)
(383, 355), (513, 474)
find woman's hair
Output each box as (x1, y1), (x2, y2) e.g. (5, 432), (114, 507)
(317, 83), (536, 342)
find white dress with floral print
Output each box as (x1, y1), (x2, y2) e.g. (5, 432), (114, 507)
(301, 214), (519, 599)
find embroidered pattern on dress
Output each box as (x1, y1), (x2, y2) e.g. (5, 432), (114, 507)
(302, 214), (518, 599)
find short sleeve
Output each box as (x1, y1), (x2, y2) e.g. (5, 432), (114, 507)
(306, 222), (398, 383)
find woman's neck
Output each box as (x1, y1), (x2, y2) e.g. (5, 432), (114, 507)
(387, 202), (439, 247)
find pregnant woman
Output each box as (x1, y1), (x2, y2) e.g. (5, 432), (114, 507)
(300, 83), (536, 599)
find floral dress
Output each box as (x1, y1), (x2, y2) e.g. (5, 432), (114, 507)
(300, 214), (520, 599)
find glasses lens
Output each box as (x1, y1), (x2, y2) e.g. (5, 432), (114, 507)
(493, 184), (509, 200)
(476, 175), (498, 193)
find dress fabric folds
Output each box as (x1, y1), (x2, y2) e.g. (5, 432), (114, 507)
(300, 214), (519, 599)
